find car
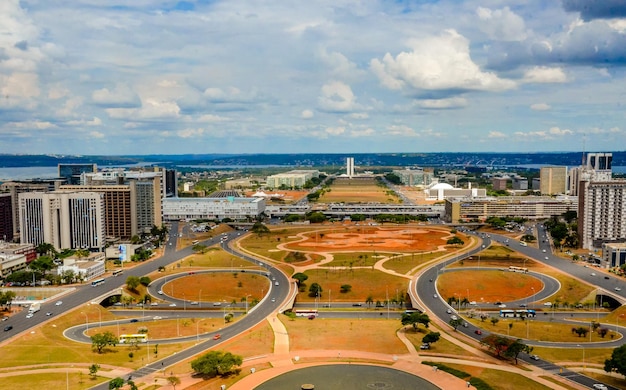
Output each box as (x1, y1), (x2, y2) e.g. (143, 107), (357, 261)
(4, 325), (12, 331)
(542, 249), (546, 252)
(433, 294), (438, 299)
(26, 313), (34, 319)
(153, 316), (162, 320)
(545, 257), (549, 260)
(169, 303), (177, 307)
(213, 302), (221, 306)
(462, 322), (469, 328)
(46, 312), (52, 316)
(446, 308), (452, 314)
(592, 384), (608, 390)
(498, 304), (507, 308)
(474, 329), (482, 335)
(615, 287), (622, 292)
(130, 319), (139, 323)
(419, 343), (430, 350)
(157, 290), (164, 295)
(543, 302), (552, 306)
(450, 315), (458, 321)
(591, 273), (596, 276)
(308, 315), (316, 320)
(55, 301), (63, 306)
(518, 303), (527, 308)
(530, 354), (540, 361)
(150, 302), (159, 306)
(190, 301), (198, 305)
(494, 301), (502, 305)
(1, 317), (7, 321)
(271, 298), (276, 302)
(213, 334), (221, 340)
(604, 276), (610, 280)
(352, 303), (363, 307)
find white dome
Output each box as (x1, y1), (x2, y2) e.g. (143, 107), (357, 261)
(431, 183), (454, 190)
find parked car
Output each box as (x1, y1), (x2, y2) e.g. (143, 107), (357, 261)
(420, 343), (430, 350)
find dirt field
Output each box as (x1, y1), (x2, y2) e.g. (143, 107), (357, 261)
(317, 177), (398, 204)
(163, 273), (270, 303)
(438, 270), (544, 303)
(284, 226), (454, 253)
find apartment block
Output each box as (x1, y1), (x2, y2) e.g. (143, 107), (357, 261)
(579, 180), (626, 250)
(540, 166), (567, 195)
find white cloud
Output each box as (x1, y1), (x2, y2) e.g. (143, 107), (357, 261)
(89, 130), (105, 139)
(92, 84), (139, 107)
(0, 72), (40, 108)
(514, 126), (573, 139)
(325, 126), (346, 136)
(371, 30), (516, 93)
(318, 81), (359, 112)
(476, 7), (527, 41)
(9, 120), (56, 129)
(384, 125), (419, 137)
(487, 131), (506, 138)
(349, 112), (368, 119)
(197, 114), (228, 122)
(523, 67), (567, 83)
(350, 128), (375, 137)
(106, 99), (181, 120)
(318, 48), (365, 80)
(301, 109), (314, 119)
(530, 103), (551, 111)
(416, 97), (468, 109)
(177, 128), (205, 138)
(66, 117), (102, 126)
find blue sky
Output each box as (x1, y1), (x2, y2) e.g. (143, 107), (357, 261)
(1, 0), (626, 155)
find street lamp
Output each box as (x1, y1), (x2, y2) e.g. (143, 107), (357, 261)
(199, 290), (202, 309)
(577, 344), (585, 371)
(245, 294), (251, 313)
(81, 312), (89, 333)
(196, 319), (205, 344)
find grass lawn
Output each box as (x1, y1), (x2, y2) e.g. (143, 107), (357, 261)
(403, 326), (478, 356)
(383, 251), (445, 275)
(0, 372), (108, 390)
(297, 268), (409, 303)
(281, 316), (408, 354)
(317, 177), (398, 204)
(443, 363), (554, 390)
(530, 346), (613, 365)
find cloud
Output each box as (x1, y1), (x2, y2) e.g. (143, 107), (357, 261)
(89, 130), (105, 139)
(514, 126), (573, 139)
(348, 112), (368, 119)
(177, 128), (205, 138)
(197, 114), (228, 122)
(530, 103), (551, 111)
(318, 48), (365, 81)
(488, 131), (506, 138)
(66, 117), (102, 126)
(523, 66), (567, 83)
(371, 30), (516, 94)
(301, 109), (314, 119)
(476, 7), (527, 41)
(562, 0), (626, 21)
(9, 120), (56, 129)
(318, 81), (359, 112)
(106, 99), (181, 120)
(415, 97), (468, 109)
(0, 72), (40, 109)
(325, 126), (345, 136)
(350, 128), (375, 137)
(92, 84), (140, 107)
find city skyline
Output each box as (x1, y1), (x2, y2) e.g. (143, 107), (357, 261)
(1, 1), (626, 155)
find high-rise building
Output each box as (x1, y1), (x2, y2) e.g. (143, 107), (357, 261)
(569, 152), (613, 196)
(164, 169), (178, 197)
(492, 177), (508, 191)
(346, 157), (355, 178)
(19, 191), (106, 252)
(0, 180), (62, 238)
(58, 163), (97, 185)
(578, 180), (626, 250)
(0, 194), (13, 242)
(540, 166), (567, 195)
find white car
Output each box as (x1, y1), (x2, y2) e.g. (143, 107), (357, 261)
(591, 273), (596, 276)
(55, 301), (63, 306)
(592, 384), (608, 390)
(26, 313), (34, 319)
(153, 316), (162, 320)
(169, 303), (177, 307)
(157, 290), (164, 295)
(498, 304), (507, 308)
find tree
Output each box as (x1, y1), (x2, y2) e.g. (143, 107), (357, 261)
(125, 276), (141, 292)
(91, 331), (118, 354)
(422, 332), (441, 345)
(605, 344), (626, 378)
(108, 377), (125, 389)
(490, 317), (499, 326)
(449, 318), (464, 331)
(192, 244), (208, 254)
(401, 312), (430, 330)
(340, 284), (352, 293)
(139, 276), (151, 286)
(30, 255), (55, 275)
(365, 295), (374, 308)
(190, 351), (243, 378)
(167, 376), (181, 390)
(308, 283), (323, 297)
(250, 222), (270, 235)
(446, 236), (464, 246)
(480, 334), (510, 357)
(504, 339), (532, 364)
(292, 272), (309, 286)
(89, 363), (100, 378)
(36, 242), (57, 258)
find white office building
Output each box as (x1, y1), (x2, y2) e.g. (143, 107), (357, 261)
(19, 191), (106, 252)
(162, 197), (265, 221)
(579, 180), (626, 250)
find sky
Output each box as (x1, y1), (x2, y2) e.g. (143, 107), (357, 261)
(1, 0), (626, 155)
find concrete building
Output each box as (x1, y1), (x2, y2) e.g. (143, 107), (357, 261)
(0, 242), (36, 263)
(578, 180), (626, 250)
(265, 170), (319, 189)
(444, 196), (577, 224)
(58, 163), (97, 185)
(568, 152), (613, 196)
(511, 176), (528, 191)
(0, 252), (27, 278)
(162, 197), (265, 221)
(19, 191), (106, 252)
(0, 180), (62, 238)
(57, 252), (106, 281)
(492, 177), (508, 191)
(425, 183), (486, 201)
(540, 166), (567, 195)
(0, 193), (13, 242)
(392, 169), (435, 187)
(602, 242), (626, 269)
(346, 157), (355, 178)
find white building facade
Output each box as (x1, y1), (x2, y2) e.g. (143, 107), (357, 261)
(162, 197), (265, 221)
(579, 180), (626, 250)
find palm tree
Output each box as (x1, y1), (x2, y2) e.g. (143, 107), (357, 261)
(365, 295), (374, 308)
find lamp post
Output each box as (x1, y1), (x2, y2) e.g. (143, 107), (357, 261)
(81, 312), (89, 332)
(199, 290), (202, 309)
(196, 319), (205, 344)
(466, 288), (470, 306)
(577, 344), (585, 371)
(530, 287), (535, 310)
(245, 294), (251, 313)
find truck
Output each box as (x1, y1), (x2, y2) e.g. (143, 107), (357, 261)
(28, 303), (41, 313)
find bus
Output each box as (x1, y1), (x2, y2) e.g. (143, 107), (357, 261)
(509, 266), (528, 273)
(516, 309), (536, 318)
(499, 309), (516, 318)
(112, 269), (123, 277)
(91, 278), (105, 287)
(294, 309), (318, 317)
(119, 334), (148, 344)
